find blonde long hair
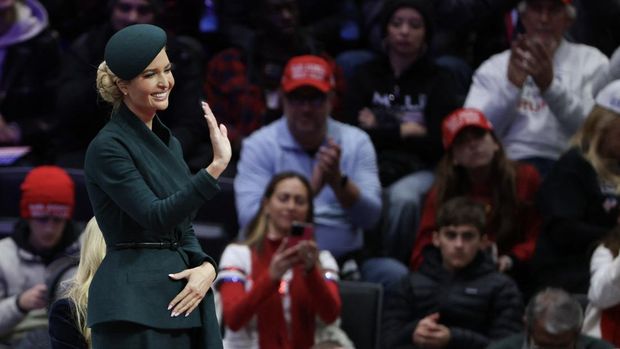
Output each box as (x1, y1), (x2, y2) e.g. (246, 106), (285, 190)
(64, 217), (106, 346)
(571, 105), (620, 192)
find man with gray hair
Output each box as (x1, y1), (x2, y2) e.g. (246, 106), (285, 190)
(465, 0), (608, 177)
(487, 288), (613, 349)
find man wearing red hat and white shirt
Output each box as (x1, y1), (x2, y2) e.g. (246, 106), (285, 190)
(0, 166), (80, 347)
(465, 0), (608, 177)
(235, 55), (408, 286)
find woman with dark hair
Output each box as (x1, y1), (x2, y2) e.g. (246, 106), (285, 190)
(409, 108), (541, 281)
(216, 172), (348, 349)
(343, 0), (461, 264)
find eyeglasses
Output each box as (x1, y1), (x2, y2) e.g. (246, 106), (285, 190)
(115, 2), (154, 16)
(286, 94), (327, 108)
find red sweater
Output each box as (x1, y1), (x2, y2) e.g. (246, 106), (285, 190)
(410, 163), (542, 270)
(219, 239), (341, 349)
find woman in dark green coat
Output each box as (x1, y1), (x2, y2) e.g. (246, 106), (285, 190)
(83, 24), (230, 348)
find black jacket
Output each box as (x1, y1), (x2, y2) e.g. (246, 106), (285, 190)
(48, 298), (87, 349)
(1, 27), (61, 162)
(533, 147), (620, 294)
(383, 246), (523, 349)
(343, 55), (461, 186)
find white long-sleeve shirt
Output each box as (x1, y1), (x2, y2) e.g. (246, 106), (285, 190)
(465, 39), (608, 161)
(583, 244), (620, 337)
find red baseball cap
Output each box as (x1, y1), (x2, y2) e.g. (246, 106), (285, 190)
(442, 108), (494, 149)
(281, 55), (335, 93)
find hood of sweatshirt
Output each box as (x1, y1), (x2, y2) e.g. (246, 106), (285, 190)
(0, 0), (48, 48)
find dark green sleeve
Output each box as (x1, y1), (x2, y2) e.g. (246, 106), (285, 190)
(86, 138), (220, 233)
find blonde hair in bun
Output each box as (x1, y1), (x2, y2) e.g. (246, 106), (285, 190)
(96, 61), (123, 105)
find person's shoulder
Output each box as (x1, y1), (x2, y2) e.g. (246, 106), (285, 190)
(222, 243), (250, 255)
(49, 297), (74, 316)
(84, 123), (130, 169)
(318, 250), (338, 272)
(554, 147), (590, 171)
(0, 235), (17, 250)
(84, 126), (117, 154)
(218, 243), (251, 275)
(86, 118), (131, 148)
(487, 268), (520, 288)
(564, 41), (608, 60)
(220, 243), (252, 263)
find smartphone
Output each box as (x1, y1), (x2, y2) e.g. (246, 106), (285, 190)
(286, 221), (314, 248)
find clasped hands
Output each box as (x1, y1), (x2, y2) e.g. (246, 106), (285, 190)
(508, 34), (555, 91)
(311, 137), (342, 193)
(413, 313), (451, 349)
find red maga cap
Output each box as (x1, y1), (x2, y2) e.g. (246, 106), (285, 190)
(442, 108), (494, 149)
(281, 55), (335, 93)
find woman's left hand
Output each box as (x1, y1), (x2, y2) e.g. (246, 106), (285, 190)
(296, 240), (319, 272)
(167, 261), (216, 317)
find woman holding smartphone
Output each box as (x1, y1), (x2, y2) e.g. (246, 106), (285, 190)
(216, 172), (348, 349)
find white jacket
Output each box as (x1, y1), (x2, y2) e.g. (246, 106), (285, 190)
(465, 39), (608, 161)
(583, 244), (620, 337)
(0, 237), (49, 340)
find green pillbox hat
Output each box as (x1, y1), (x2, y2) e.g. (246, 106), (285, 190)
(104, 24), (167, 80)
